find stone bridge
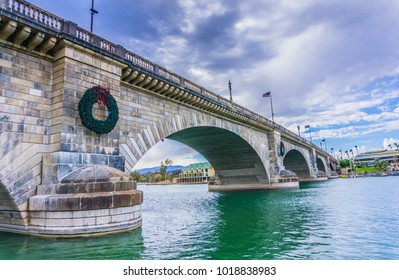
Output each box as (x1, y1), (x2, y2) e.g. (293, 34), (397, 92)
(0, 0), (338, 236)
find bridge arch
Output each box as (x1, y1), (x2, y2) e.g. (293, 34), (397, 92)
(167, 126), (269, 185)
(316, 156), (327, 173)
(120, 111), (271, 187)
(282, 149), (311, 181)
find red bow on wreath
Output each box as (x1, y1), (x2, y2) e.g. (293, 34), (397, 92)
(92, 86), (111, 106)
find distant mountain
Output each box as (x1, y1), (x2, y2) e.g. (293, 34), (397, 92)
(135, 165), (184, 175)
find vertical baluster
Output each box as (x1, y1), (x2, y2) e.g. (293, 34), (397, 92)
(28, 6), (33, 18)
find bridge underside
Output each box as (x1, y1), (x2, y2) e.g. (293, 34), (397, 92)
(283, 150), (312, 181)
(167, 127), (269, 189)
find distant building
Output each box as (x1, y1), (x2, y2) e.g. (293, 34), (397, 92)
(354, 149), (399, 169)
(178, 162), (215, 183)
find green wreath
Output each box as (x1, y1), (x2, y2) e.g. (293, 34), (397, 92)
(280, 141), (285, 157)
(78, 86), (119, 134)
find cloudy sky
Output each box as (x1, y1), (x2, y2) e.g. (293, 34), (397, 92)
(30, 0), (399, 168)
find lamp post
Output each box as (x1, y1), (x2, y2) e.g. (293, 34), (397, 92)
(297, 125), (301, 137)
(90, 0), (98, 33)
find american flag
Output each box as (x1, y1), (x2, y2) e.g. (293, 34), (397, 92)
(262, 91), (271, 97)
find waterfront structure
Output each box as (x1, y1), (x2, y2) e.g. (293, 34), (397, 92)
(354, 150), (399, 169)
(0, 0), (338, 236)
(178, 162), (215, 183)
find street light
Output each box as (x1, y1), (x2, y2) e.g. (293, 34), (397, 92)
(90, 0), (99, 33)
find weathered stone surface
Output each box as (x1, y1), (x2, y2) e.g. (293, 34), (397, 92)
(26, 165), (142, 236)
(29, 190), (142, 212)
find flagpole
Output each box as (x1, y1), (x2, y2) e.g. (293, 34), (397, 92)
(270, 93), (275, 124)
(305, 125), (313, 143)
(262, 91), (274, 127)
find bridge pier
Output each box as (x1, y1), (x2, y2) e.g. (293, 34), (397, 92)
(28, 165), (142, 237)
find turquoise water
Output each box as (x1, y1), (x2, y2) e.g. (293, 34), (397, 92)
(1, 177), (399, 259)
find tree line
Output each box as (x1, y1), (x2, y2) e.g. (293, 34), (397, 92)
(130, 158), (179, 183)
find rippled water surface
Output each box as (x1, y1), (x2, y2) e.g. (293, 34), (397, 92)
(1, 177), (399, 259)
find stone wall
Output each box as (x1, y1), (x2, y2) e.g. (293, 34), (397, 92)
(0, 45), (55, 227)
(42, 42), (126, 185)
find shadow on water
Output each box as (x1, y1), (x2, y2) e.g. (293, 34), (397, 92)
(0, 229), (145, 260)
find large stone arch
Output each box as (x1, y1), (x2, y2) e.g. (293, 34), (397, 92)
(282, 149), (312, 181)
(119, 110), (271, 187)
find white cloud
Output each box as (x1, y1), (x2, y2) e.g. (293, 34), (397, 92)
(383, 138), (399, 150)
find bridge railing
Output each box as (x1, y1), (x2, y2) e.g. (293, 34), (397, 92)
(2, 0), (63, 30)
(1, 0), (334, 160)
